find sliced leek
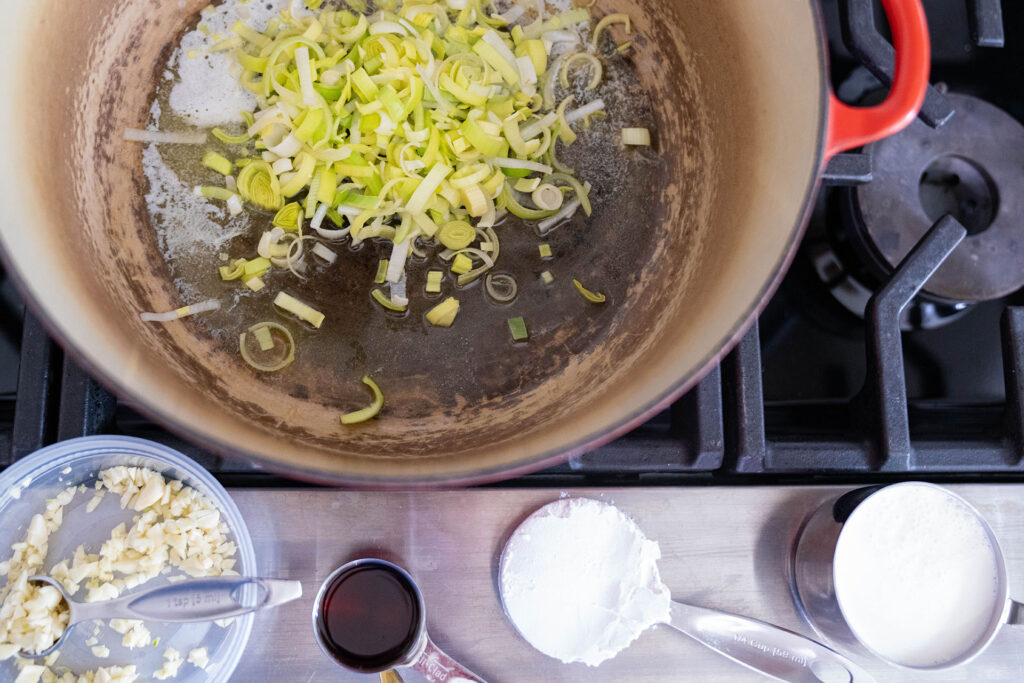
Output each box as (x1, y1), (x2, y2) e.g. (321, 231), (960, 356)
(371, 288), (407, 312)
(507, 316), (528, 341)
(426, 297), (460, 326)
(274, 292), (326, 327)
(622, 127), (652, 146)
(197, 0), (636, 371)
(592, 13), (631, 47)
(573, 278), (607, 303)
(340, 376), (384, 424)
(438, 220), (475, 250)
(425, 270), (444, 293)
(239, 322), (295, 372)
(140, 299), (220, 322)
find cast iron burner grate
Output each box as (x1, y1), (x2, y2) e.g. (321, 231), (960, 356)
(2, 0), (1023, 486)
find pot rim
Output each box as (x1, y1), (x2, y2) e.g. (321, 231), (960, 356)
(0, 0), (829, 488)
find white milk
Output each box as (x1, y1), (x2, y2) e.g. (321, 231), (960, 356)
(833, 484), (1002, 668)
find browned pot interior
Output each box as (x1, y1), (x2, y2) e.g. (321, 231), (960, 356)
(0, 0), (824, 484)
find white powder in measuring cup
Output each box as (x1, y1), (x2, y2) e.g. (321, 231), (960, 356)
(499, 498), (671, 666)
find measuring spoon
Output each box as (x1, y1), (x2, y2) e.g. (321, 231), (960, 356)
(498, 500), (875, 683)
(21, 575), (302, 659)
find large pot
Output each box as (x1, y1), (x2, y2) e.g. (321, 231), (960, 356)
(0, 0), (928, 485)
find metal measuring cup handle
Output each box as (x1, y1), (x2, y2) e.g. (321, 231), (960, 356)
(407, 636), (488, 683)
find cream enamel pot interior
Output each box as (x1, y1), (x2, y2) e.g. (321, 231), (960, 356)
(0, 0), (929, 485)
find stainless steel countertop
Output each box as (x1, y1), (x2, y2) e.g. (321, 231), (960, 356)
(230, 485), (1024, 682)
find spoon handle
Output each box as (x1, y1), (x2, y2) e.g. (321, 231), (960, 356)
(409, 636), (488, 683)
(667, 601), (875, 683)
(74, 577), (302, 623)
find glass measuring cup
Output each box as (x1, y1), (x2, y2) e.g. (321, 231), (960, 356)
(792, 482), (1023, 670)
(312, 558), (486, 682)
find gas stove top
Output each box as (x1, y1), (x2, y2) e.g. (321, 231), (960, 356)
(1, 0), (1022, 486)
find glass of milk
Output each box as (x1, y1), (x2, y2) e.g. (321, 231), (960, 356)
(791, 482), (1022, 670)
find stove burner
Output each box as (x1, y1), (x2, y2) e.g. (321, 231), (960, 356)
(854, 92), (1024, 303)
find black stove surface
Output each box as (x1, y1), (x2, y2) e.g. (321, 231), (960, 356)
(2, 0), (1023, 486)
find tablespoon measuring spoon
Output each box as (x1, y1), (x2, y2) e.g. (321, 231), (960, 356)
(21, 575), (302, 658)
(498, 498), (874, 683)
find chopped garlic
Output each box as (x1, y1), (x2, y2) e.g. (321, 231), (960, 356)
(187, 646), (209, 670)
(1, 467), (238, 680)
(154, 648), (184, 680)
(14, 665), (45, 683)
(85, 491), (106, 514)
(0, 486), (77, 657)
(109, 620), (151, 650)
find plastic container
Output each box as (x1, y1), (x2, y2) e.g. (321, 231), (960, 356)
(0, 436), (255, 682)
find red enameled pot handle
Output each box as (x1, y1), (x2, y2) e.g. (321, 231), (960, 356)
(824, 0), (931, 159)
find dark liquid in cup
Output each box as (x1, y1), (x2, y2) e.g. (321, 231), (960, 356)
(316, 563), (422, 672)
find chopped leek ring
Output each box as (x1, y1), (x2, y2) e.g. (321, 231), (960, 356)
(461, 184), (488, 217)
(573, 278), (606, 303)
(202, 152), (234, 176)
(515, 177), (541, 193)
(212, 127), (251, 145)
(521, 8), (591, 40)
(560, 53), (602, 90)
(426, 297), (460, 327)
(507, 316), (528, 341)
(407, 163), (452, 214)
(280, 152), (316, 198)
(515, 39), (547, 76)
(197, 186), (236, 201)
(232, 20), (271, 49)
(556, 95), (577, 145)
(451, 253), (473, 274)
(500, 184), (556, 220)
(123, 128), (207, 145)
(140, 299), (220, 322)
(565, 99), (606, 124)
(239, 322), (295, 372)
(532, 183), (563, 211)
(438, 220), (475, 250)
(622, 127), (652, 146)
(426, 269), (444, 293)
(220, 259), (247, 281)
(371, 287), (407, 311)
(244, 275), (266, 292)
(537, 198), (581, 234)
(312, 243), (338, 263)
(243, 256), (271, 278)
(340, 376), (384, 425)
(237, 160), (282, 210)
(273, 202), (303, 231)
(375, 259), (390, 284)
(485, 273), (517, 303)
(544, 172), (592, 216)
(254, 324), (274, 351)
(274, 291), (326, 327)
(592, 13), (631, 48)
